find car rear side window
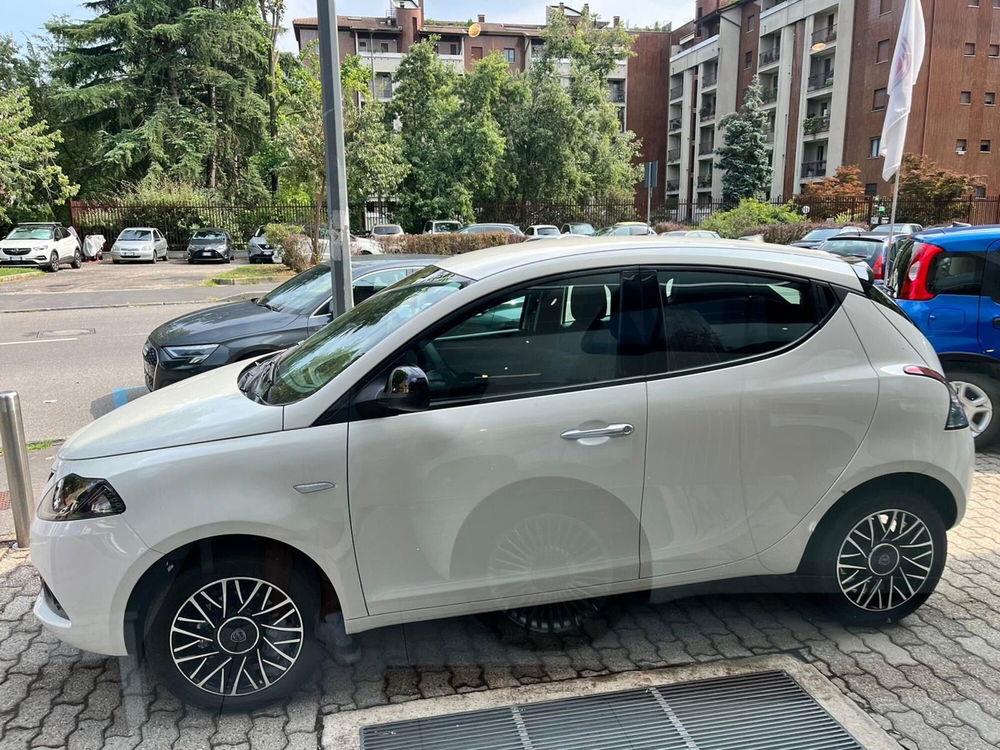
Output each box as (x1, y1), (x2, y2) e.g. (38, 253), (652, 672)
(654, 269), (825, 373)
(927, 252), (984, 296)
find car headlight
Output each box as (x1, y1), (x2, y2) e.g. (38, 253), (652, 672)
(38, 474), (125, 521)
(33, 245), (49, 252)
(163, 344), (219, 364)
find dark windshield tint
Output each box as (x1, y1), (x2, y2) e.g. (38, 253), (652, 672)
(821, 239), (883, 263)
(255, 267), (468, 404)
(259, 264), (335, 315)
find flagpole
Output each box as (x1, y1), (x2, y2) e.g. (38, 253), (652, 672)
(886, 170), (901, 292)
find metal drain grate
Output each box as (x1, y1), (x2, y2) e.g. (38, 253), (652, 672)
(360, 670), (863, 750)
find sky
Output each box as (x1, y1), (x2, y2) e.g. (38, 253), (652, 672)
(5, 1), (695, 53)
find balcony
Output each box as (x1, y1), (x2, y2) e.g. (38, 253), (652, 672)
(803, 114), (831, 136)
(811, 24), (837, 46)
(669, 117), (683, 132)
(666, 180), (680, 192)
(697, 175), (713, 188)
(702, 71), (718, 89)
(699, 107), (716, 122)
(667, 147), (681, 162)
(698, 141), (714, 155)
(762, 87), (778, 104)
(801, 160), (827, 178)
(608, 88), (626, 103)
(807, 72), (835, 91)
(669, 84), (683, 100)
(759, 48), (780, 67)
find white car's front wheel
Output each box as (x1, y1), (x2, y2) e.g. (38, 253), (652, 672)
(146, 556), (320, 710)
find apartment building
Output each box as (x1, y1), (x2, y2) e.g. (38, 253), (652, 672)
(669, 0), (999, 204)
(293, 2), (674, 207)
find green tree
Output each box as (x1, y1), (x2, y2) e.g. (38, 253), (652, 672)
(390, 38), (468, 230)
(258, 0), (285, 194)
(716, 75), (772, 205)
(0, 88), (77, 223)
(47, 0), (271, 197)
(897, 152), (984, 224)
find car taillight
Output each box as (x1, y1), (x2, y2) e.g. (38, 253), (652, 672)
(903, 365), (970, 431)
(872, 251), (885, 280)
(898, 242), (944, 300)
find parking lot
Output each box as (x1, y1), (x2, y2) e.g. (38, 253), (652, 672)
(0, 450), (997, 749)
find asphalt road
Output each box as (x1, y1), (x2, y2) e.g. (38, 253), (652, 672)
(0, 302), (215, 443)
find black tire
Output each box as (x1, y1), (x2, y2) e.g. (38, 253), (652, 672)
(145, 556), (320, 711)
(47, 252), (59, 272)
(112, 258), (120, 265)
(948, 369), (1000, 449)
(71, 249), (82, 269)
(150, 252), (157, 264)
(188, 258), (195, 264)
(802, 491), (946, 626)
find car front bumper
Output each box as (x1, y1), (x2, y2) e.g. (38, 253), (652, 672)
(188, 248), (228, 261)
(31, 510), (159, 656)
(111, 249), (154, 261)
(0, 255), (48, 266)
(142, 341), (226, 390)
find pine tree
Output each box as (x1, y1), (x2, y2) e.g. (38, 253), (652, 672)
(47, 0), (270, 197)
(716, 75), (772, 205)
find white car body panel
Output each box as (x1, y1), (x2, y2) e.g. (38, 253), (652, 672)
(30, 238), (975, 657)
(110, 228), (168, 262)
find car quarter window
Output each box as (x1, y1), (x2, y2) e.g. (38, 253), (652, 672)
(653, 269), (826, 373)
(391, 270), (650, 404)
(928, 252), (984, 296)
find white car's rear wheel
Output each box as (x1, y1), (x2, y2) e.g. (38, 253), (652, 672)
(146, 557), (320, 710)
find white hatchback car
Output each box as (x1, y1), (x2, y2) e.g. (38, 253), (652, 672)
(0, 223), (82, 271)
(32, 239), (974, 710)
(110, 227), (169, 263)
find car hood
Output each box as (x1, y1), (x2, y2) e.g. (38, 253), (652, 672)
(115, 241), (152, 249)
(149, 300), (298, 347)
(0, 240), (51, 249)
(60, 363), (282, 460)
(189, 238), (226, 246)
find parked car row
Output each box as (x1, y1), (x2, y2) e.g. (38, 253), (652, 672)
(35, 234), (973, 711)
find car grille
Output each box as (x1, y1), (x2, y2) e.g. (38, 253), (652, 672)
(142, 342), (158, 366)
(2, 248), (31, 256)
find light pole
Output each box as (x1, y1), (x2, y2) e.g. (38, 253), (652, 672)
(316, 0), (353, 316)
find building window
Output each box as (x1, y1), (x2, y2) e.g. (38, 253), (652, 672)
(374, 73), (392, 99)
(877, 39), (890, 62)
(961, 90), (972, 104)
(995, 0), (1000, 8)
(971, 0), (980, 6)
(503, 48), (516, 63)
(865, 183), (878, 196)
(965, 42), (977, 55)
(747, 14), (756, 32)
(880, 0), (892, 12)
(358, 39), (368, 51)
(975, 186), (987, 198)
(744, 51), (753, 69)
(380, 41), (390, 53)
(869, 137), (881, 158)
(982, 140), (992, 152)
(450, 43), (459, 55)
(991, 44), (1000, 57)
(471, 46), (483, 60)
(872, 88), (888, 110)
(987, 91), (997, 105)
(957, 138), (968, 153)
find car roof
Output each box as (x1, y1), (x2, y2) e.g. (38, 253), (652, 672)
(912, 224), (1000, 249)
(615, 221), (647, 226)
(17, 222), (61, 226)
(529, 224), (558, 228)
(347, 255), (443, 276)
(824, 235), (885, 242)
(121, 227), (157, 231)
(193, 227), (226, 232)
(433, 237), (863, 288)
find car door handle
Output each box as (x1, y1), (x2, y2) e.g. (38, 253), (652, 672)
(293, 482), (336, 494)
(561, 423), (635, 440)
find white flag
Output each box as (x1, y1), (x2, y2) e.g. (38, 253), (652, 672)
(879, 0), (926, 181)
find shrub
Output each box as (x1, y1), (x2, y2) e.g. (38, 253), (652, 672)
(653, 221), (687, 234)
(382, 232), (527, 255)
(740, 221), (863, 245)
(699, 198), (803, 238)
(264, 223), (312, 272)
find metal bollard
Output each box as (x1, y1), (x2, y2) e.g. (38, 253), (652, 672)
(0, 392), (33, 549)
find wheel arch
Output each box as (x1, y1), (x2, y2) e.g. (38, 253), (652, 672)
(123, 533), (340, 654)
(939, 352), (1000, 379)
(795, 472), (958, 574)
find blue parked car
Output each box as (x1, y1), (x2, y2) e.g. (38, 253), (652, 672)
(895, 225), (1000, 447)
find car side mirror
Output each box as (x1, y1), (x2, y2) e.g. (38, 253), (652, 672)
(380, 366), (430, 413)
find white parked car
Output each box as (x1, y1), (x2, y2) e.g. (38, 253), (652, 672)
(660, 229), (722, 239)
(525, 224), (560, 237)
(33, 238), (973, 709)
(371, 224), (404, 237)
(110, 228), (169, 264)
(0, 223), (82, 271)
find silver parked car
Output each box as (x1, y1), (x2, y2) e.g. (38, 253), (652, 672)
(111, 228), (169, 264)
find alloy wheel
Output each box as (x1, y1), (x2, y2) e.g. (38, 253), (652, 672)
(836, 509), (934, 612)
(170, 577), (303, 696)
(950, 380), (993, 436)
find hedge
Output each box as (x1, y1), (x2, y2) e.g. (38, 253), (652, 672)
(378, 233), (527, 255)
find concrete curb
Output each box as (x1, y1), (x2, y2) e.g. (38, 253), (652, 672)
(321, 654), (901, 750)
(0, 272), (45, 285)
(207, 275), (290, 286)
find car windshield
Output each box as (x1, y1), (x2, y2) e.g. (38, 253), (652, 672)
(593, 227), (612, 236)
(258, 264), (337, 315)
(250, 267), (469, 404)
(193, 229), (226, 240)
(119, 229), (152, 241)
(821, 239), (883, 263)
(253, 226), (266, 237)
(802, 228), (846, 241)
(372, 226), (400, 235)
(434, 222), (462, 232)
(569, 224), (595, 234)
(534, 227), (559, 235)
(870, 224), (914, 235)
(7, 226), (54, 240)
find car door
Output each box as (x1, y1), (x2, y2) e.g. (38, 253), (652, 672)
(641, 267), (877, 575)
(976, 241), (1000, 355)
(56, 227), (73, 259)
(347, 269), (649, 615)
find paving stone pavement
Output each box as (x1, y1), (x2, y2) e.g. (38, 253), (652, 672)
(1, 454), (999, 749)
